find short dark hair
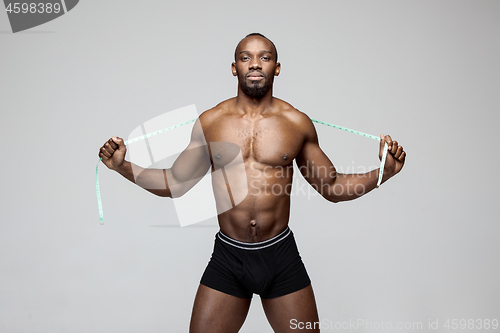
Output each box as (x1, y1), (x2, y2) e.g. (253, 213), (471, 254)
(234, 33), (278, 62)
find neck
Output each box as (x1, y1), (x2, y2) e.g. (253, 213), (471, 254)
(235, 87), (274, 117)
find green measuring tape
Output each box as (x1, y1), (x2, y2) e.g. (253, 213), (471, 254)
(96, 118), (388, 225)
(309, 118), (388, 190)
(96, 119), (197, 225)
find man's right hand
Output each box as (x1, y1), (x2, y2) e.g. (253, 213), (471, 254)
(99, 137), (126, 171)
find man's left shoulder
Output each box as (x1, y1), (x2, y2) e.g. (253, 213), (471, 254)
(274, 98), (312, 126)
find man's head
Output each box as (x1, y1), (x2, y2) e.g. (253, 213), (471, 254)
(232, 33), (281, 99)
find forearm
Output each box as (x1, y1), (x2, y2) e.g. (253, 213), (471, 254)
(323, 168), (392, 203)
(115, 161), (172, 197)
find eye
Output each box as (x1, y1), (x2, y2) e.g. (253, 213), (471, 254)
(261, 56), (270, 61)
(242, 56), (250, 61)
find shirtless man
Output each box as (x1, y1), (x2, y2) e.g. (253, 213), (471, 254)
(98, 33), (406, 332)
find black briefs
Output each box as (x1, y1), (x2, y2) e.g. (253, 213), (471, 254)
(200, 226), (311, 299)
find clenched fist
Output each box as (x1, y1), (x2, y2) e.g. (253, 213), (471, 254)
(98, 137), (127, 171)
(379, 134), (406, 177)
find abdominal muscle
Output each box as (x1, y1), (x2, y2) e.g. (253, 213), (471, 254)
(214, 161), (294, 242)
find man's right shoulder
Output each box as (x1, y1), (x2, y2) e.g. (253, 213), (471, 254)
(199, 98), (235, 125)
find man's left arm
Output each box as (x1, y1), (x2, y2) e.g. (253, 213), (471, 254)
(295, 117), (406, 203)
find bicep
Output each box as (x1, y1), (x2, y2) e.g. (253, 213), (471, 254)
(296, 123), (337, 187)
(171, 119), (211, 182)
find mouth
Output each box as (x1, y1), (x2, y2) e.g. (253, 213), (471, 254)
(246, 72), (265, 80)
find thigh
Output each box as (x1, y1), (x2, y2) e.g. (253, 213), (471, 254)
(261, 284), (320, 333)
(190, 284), (252, 333)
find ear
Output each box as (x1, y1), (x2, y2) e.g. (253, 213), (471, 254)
(274, 62), (281, 76)
(231, 62), (238, 76)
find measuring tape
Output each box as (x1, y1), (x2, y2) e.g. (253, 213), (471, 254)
(309, 118), (388, 190)
(96, 119), (197, 225)
(96, 118), (388, 225)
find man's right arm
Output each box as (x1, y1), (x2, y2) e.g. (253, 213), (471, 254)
(98, 119), (211, 198)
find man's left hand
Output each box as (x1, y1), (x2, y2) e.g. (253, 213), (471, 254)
(380, 134), (406, 177)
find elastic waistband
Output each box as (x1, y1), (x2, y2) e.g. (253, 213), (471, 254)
(217, 226), (291, 250)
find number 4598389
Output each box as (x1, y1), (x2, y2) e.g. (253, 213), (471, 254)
(443, 319), (498, 330)
(5, 2), (62, 14)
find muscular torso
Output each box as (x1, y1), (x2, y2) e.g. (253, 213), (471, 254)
(199, 98), (308, 242)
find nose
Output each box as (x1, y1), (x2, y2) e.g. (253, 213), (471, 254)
(249, 57), (262, 70)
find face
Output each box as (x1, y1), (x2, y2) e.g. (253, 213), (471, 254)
(232, 36), (281, 98)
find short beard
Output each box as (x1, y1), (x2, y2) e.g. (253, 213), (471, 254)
(241, 82), (269, 98)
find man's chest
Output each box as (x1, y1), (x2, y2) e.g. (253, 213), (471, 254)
(204, 116), (304, 167)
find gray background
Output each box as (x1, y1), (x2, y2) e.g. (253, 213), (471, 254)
(1, 0), (499, 332)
